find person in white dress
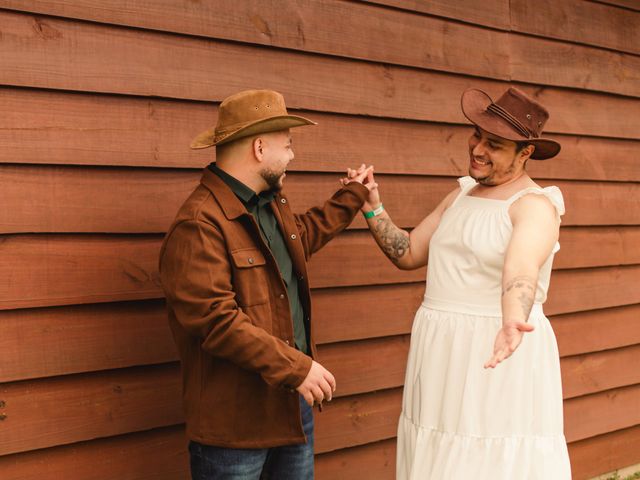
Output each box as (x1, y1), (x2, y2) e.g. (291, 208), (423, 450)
(343, 87), (572, 479)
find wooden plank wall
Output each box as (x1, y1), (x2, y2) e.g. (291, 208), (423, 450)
(0, 1), (638, 478)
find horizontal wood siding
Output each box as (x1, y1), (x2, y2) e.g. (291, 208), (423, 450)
(0, 1), (638, 479)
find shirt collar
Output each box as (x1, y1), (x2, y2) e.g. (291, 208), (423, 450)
(208, 163), (276, 208)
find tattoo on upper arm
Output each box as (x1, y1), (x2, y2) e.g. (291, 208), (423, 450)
(373, 217), (410, 262)
(502, 275), (536, 318)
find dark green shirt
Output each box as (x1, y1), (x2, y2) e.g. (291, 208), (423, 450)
(209, 163), (308, 354)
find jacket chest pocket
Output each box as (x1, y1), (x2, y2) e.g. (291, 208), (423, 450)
(230, 248), (269, 307)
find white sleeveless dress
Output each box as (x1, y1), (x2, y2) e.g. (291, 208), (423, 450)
(396, 176), (572, 479)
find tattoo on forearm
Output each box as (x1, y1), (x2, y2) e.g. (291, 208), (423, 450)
(373, 217), (410, 263)
(502, 275), (536, 318)
(517, 291), (534, 318)
(502, 276), (536, 297)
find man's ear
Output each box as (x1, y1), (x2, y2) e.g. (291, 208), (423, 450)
(252, 136), (265, 162)
(520, 144), (535, 162)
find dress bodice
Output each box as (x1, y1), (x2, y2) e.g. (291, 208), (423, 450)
(424, 176), (565, 316)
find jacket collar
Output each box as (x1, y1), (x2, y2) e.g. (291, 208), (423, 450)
(200, 167), (249, 220)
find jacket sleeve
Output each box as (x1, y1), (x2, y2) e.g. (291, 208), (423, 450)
(159, 219), (311, 389)
(295, 182), (368, 259)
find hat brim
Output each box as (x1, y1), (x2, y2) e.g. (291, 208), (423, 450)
(460, 88), (560, 160)
(190, 115), (316, 149)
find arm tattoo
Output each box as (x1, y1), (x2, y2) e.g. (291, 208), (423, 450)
(373, 217), (410, 264)
(502, 275), (536, 297)
(502, 275), (536, 318)
(517, 290), (535, 318)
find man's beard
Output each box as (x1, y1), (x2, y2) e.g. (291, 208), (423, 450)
(260, 167), (285, 192)
(469, 156), (517, 186)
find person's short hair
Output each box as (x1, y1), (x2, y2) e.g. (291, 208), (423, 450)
(515, 140), (533, 154)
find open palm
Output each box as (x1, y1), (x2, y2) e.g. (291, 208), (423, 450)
(484, 322), (535, 369)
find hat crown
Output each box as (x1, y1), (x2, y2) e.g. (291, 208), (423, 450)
(216, 90), (289, 134)
(494, 87), (549, 138)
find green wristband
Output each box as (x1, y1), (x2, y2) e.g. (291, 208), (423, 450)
(363, 204), (384, 219)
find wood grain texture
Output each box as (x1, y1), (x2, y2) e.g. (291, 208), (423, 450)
(564, 384), (640, 442)
(0, 403), (639, 480)
(561, 344), (640, 399)
(0, 9), (496, 122)
(511, 0), (640, 55)
(568, 424), (640, 480)
(0, 234), (162, 310)
(0, 363), (183, 456)
(317, 336), (410, 398)
(2, 164), (640, 234)
(2, 232), (639, 312)
(1, 356), (638, 473)
(554, 226), (640, 269)
(0, 3), (638, 476)
(552, 304), (640, 357)
(545, 266), (640, 316)
(0, 167), (448, 234)
(590, 0), (640, 12)
(0, 0), (511, 79)
(0, 87), (214, 169)
(313, 283), (423, 344)
(0, 426), (189, 480)
(510, 33), (640, 98)
(316, 438), (396, 480)
(2, 294), (634, 384)
(0, 300), (175, 383)
(4, 88), (640, 183)
(0, 165), (197, 234)
(0, 361), (401, 458)
(1, 11), (640, 138)
(362, 0), (511, 30)
(314, 388), (402, 454)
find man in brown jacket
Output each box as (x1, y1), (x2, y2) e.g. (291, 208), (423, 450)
(159, 90), (373, 479)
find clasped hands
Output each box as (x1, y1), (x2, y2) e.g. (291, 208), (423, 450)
(340, 164), (381, 211)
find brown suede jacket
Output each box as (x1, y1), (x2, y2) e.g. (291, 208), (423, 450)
(159, 168), (368, 448)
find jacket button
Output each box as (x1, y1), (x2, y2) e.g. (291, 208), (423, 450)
(281, 198), (287, 204)
(285, 340), (290, 345)
(290, 234), (297, 240)
(248, 257), (254, 264)
(279, 293), (285, 299)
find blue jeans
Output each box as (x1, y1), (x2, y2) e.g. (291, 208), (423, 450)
(189, 396), (314, 480)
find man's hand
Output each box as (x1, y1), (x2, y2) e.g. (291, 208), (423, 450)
(339, 163), (379, 211)
(484, 321), (535, 369)
(296, 360), (336, 407)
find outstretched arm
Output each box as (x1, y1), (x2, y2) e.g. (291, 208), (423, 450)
(342, 165), (459, 271)
(484, 193), (560, 368)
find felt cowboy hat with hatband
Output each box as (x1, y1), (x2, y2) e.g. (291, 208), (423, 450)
(190, 89), (316, 149)
(461, 87), (561, 160)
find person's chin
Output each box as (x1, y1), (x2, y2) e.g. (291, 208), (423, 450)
(269, 177), (285, 193)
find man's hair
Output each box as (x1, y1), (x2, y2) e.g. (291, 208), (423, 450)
(515, 140), (532, 153)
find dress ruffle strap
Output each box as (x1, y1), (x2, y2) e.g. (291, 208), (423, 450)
(457, 176), (477, 191)
(451, 176), (478, 207)
(506, 186), (566, 220)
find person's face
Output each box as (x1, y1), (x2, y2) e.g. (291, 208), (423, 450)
(468, 127), (527, 186)
(258, 130), (294, 191)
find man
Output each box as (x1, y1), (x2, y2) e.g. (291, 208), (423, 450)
(347, 87), (571, 478)
(159, 89), (372, 479)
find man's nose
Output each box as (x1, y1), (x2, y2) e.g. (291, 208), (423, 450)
(472, 140), (486, 157)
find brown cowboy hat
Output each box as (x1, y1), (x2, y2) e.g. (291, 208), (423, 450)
(461, 87), (560, 160)
(190, 89), (316, 149)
